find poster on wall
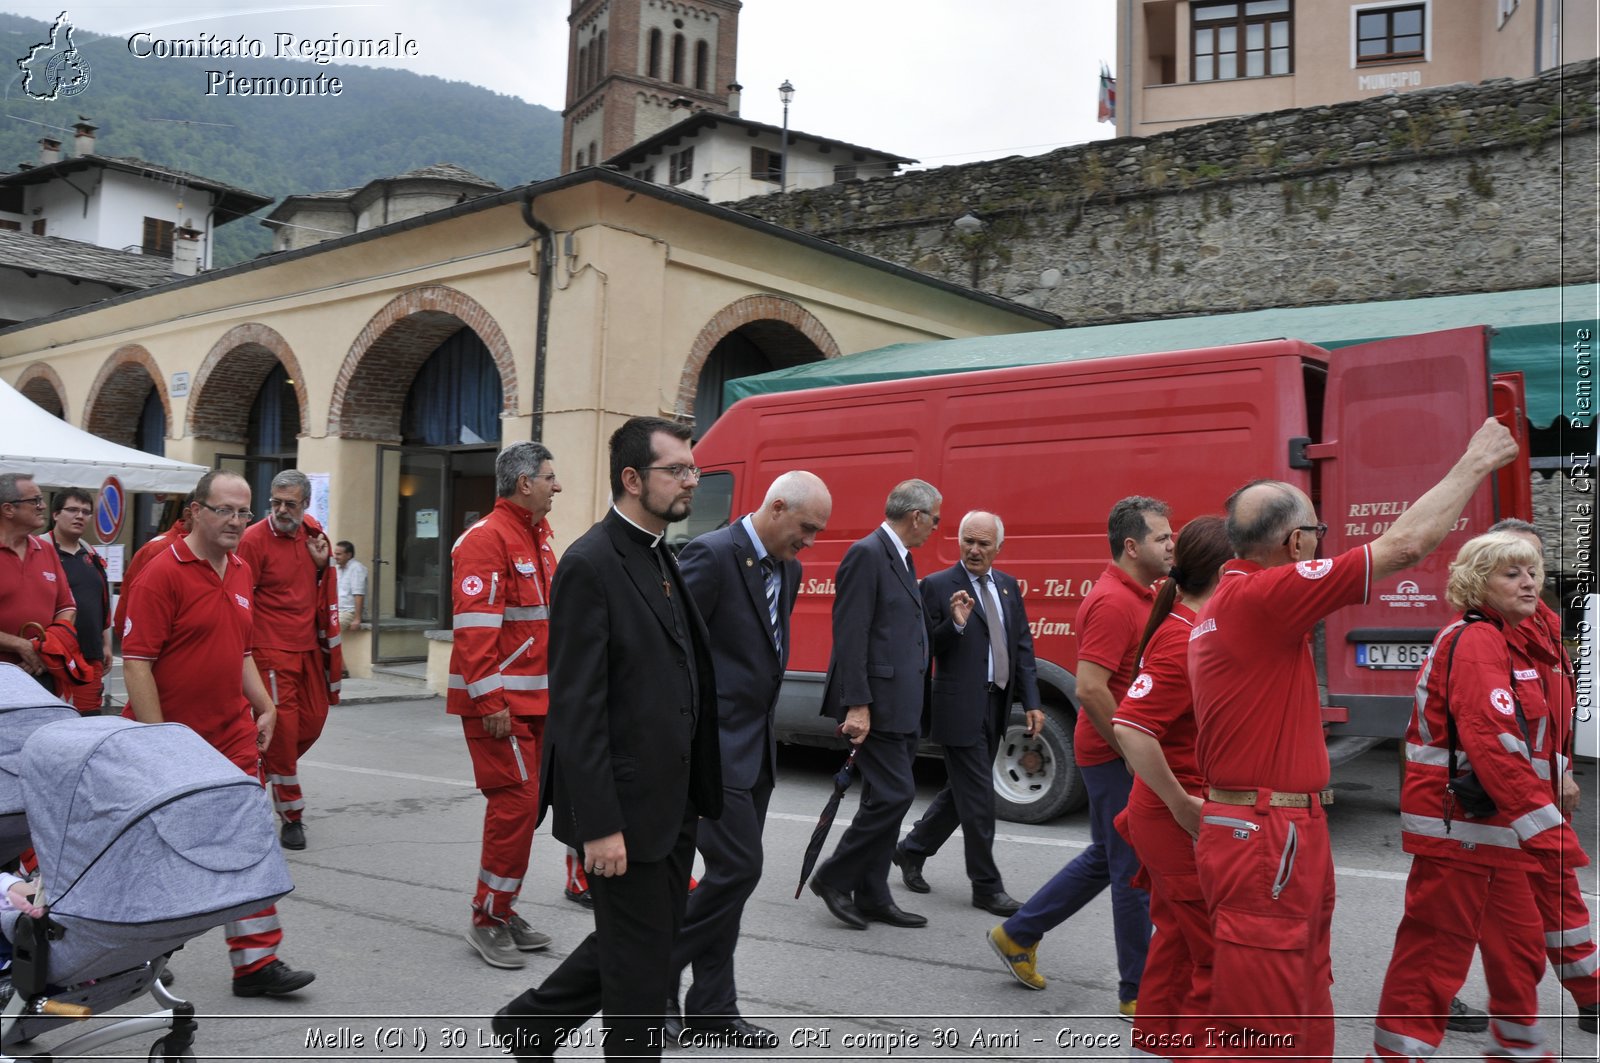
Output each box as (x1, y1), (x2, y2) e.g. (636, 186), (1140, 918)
(415, 509), (440, 539)
(100, 544), (125, 583)
(308, 473), (331, 531)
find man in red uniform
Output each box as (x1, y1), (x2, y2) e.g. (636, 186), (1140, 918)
(237, 470), (339, 852)
(122, 470), (316, 997)
(1188, 417), (1519, 1061)
(0, 473), (75, 692)
(989, 496), (1170, 1015)
(50, 489), (110, 714)
(451, 441), (560, 969)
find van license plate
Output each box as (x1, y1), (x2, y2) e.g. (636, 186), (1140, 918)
(1357, 643), (1431, 670)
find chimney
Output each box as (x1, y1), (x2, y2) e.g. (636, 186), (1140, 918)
(73, 120), (96, 157)
(38, 138), (61, 165)
(172, 222), (202, 276)
(726, 81), (742, 116)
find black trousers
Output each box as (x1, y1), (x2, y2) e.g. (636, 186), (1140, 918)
(669, 761), (772, 1019)
(900, 689), (1007, 893)
(501, 816), (697, 1059)
(815, 729), (918, 910)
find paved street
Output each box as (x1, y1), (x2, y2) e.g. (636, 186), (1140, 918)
(31, 695), (1599, 1062)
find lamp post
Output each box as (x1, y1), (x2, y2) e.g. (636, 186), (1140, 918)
(778, 79), (794, 192)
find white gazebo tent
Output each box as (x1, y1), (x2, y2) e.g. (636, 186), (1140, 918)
(0, 378), (204, 492)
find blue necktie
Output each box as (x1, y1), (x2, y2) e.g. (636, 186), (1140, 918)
(761, 556), (781, 656)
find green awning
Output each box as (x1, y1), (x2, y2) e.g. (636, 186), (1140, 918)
(726, 285), (1597, 427)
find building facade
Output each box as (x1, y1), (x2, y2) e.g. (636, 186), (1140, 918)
(1117, 0), (1598, 138)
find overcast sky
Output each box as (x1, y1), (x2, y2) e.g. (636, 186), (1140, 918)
(2, 1), (1119, 168)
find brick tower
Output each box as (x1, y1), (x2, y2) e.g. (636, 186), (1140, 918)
(562, 0), (743, 174)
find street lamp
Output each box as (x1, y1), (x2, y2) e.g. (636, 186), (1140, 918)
(778, 79), (794, 192)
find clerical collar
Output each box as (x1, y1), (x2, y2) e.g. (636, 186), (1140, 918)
(612, 506), (664, 548)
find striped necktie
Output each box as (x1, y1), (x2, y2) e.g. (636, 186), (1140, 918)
(761, 556), (782, 655)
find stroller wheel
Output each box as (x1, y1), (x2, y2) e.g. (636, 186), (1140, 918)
(148, 1034), (197, 1061)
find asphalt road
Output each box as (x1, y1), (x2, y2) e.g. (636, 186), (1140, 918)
(23, 697), (1599, 1062)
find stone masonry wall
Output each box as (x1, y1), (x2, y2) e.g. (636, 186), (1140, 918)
(732, 60), (1597, 325)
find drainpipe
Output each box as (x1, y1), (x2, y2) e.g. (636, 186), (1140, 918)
(520, 192), (554, 444)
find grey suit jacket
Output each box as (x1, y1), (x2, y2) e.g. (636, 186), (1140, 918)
(820, 526), (928, 735)
(677, 519), (800, 790)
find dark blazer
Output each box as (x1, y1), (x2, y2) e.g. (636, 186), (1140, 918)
(539, 509), (722, 862)
(677, 519), (800, 791)
(921, 562), (1043, 747)
(821, 526), (928, 734)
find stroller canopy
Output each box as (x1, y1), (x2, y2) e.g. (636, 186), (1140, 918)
(21, 716), (293, 985)
(0, 664), (75, 866)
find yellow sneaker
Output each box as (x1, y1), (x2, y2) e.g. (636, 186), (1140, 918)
(1118, 999), (1137, 1022)
(987, 924), (1045, 990)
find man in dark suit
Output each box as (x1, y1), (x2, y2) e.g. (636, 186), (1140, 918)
(494, 417), (722, 1061)
(665, 470), (833, 1050)
(894, 511), (1044, 917)
(810, 478), (940, 930)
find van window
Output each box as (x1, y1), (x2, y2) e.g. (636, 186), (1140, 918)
(665, 470), (734, 553)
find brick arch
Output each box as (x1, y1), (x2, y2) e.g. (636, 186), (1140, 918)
(675, 294), (840, 421)
(327, 285), (519, 441)
(84, 345), (170, 448)
(14, 363), (67, 420)
(187, 324), (309, 444)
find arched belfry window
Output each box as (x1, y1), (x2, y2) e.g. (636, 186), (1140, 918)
(647, 28), (662, 77)
(694, 40), (708, 90)
(671, 33), (685, 83)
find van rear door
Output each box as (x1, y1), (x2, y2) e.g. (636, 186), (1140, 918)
(1314, 325), (1523, 738)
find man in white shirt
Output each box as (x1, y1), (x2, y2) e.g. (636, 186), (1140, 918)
(333, 541), (367, 631)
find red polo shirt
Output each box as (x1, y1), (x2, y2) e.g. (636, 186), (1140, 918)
(121, 538), (259, 770)
(1114, 602), (1202, 817)
(1190, 545), (1371, 793)
(0, 535), (73, 666)
(238, 519), (319, 653)
(1074, 562), (1157, 767)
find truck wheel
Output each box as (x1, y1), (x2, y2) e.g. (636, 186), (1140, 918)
(993, 706), (1085, 823)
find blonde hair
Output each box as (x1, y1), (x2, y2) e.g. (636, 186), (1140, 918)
(1445, 531), (1542, 611)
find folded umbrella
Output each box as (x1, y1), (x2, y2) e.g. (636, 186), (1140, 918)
(793, 744), (858, 899)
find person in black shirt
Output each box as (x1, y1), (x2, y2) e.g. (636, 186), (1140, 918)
(51, 489), (109, 714)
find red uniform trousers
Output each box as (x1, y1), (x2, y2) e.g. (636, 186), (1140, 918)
(68, 659), (103, 715)
(1195, 800), (1334, 1063)
(1369, 857), (1548, 1062)
(220, 748), (284, 979)
(465, 714), (543, 926)
(257, 647), (330, 824)
(1533, 854), (1600, 1007)
(1127, 804), (1213, 1059)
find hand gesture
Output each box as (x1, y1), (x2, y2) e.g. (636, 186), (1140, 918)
(950, 589), (974, 627)
(307, 534), (331, 571)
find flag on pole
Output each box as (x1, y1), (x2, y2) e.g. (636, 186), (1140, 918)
(1098, 61), (1117, 124)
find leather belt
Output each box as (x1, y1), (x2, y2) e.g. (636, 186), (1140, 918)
(1208, 787), (1334, 808)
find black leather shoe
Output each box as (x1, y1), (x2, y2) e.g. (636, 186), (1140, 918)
(280, 820), (306, 850)
(663, 999), (686, 1046)
(891, 847), (930, 893)
(972, 890), (1023, 917)
(681, 1017), (780, 1049)
(564, 886), (595, 910)
(857, 901), (928, 928)
(809, 878), (868, 930)
(1579, 1003), (1598, 1034)
(231, 959), (315, 997)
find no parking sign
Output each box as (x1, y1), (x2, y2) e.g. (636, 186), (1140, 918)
(95, 475), (124, 544)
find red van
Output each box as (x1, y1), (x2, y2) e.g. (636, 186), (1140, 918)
(670, 327), (1531, 822)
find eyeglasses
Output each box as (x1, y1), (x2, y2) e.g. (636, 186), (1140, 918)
(919, 510), (942, 528)
(529, 472), (559, 483)
(59, 507), (93, 517)
(1282, 522), (1329, 545)
(3, 495), (45, 509)
(197, 503), (253, 523)
(268, 498), (304, 510)
(639, 464), (701, 482)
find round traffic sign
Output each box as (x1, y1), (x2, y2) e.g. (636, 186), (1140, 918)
(95, 476), (124, 544)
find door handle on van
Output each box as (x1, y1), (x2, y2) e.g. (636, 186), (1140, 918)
(1288, 436), (1337, 469)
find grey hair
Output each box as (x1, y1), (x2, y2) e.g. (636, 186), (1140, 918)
(1488, 517), (1542, 543)
(270, 469), (312, 503)
(496, 441), (554, 498)
(884, 479), (941, 521)
(959, 510), (1005, 545)
(1225, 480), (1303, 556)
(0, 473), (32, 504)
(763, 470), (821, 509)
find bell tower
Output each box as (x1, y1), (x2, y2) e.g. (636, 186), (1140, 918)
(562, 0), (742, 174)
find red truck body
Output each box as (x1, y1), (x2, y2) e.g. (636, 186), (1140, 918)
(672, 327), (1531, 820)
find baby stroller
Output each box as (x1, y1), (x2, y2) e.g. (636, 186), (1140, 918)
(0, 689), (294, 1062)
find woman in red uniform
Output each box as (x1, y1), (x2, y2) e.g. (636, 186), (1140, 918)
(1367, 531), (1588, 1062)
(1112, 515), (1232, 1059)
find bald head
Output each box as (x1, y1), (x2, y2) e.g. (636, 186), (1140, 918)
(1227, 479), (1313, 561)
(754, 471), (833, 562)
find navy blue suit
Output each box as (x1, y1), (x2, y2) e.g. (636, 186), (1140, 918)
(903, 562), (1041, 893)
(669, 518), (799, 1020)
(816, 526), (928, 909)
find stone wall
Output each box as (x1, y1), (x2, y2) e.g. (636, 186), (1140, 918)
(731, 60), (1598, 325)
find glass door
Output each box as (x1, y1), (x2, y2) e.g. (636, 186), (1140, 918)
(371, 446), (449, 663)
